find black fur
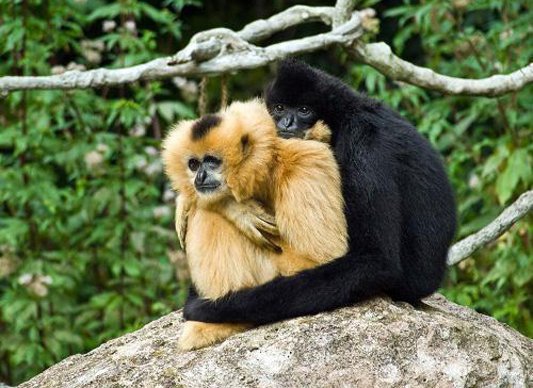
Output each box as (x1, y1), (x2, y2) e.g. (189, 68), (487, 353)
(183, 58), (457, 325)
(191, 114), (221, 141)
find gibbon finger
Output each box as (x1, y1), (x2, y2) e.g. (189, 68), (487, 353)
(256, 211), (276, 224)
(255, 217), (280, 237)
(250, 229), (281, 252)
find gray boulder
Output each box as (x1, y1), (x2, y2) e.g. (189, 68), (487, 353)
(20, 295), (532, 387)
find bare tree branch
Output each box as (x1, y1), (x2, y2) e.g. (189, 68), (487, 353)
(333, 0), (355, 28)
(0, 1), (531, 97)
(239, 5), (335, 43)
(350, 42), (533, 97)
(448, 190), (533, 265)
(0, 5), (366, 93)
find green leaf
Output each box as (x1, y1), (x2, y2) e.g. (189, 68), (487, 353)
(495, 163), (519, 205)
(123, 258), (141, 277)
(482, 145), (509, 178)
(87, 4), (122, 21)
(157, 101), (195, 122)
(509, 149), (532, 184)
(495, 149), (530, 204)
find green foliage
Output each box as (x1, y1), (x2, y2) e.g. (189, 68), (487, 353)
(0, 0), (531, 384)
(0, 0), (198, 384)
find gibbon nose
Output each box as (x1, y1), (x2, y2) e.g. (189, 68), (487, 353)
(195, 169), (207, 185)
(281, 115), (294, 129)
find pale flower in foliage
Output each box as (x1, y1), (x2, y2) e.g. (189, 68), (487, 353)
(172, 77), (199, 103)
(84, 150), (104, 170)
(102, 20), (117, 33)
(81, 40), (105, 65)
(51, 66), (66, 75)
(18, 274), (53, 298)
(163, 188), (176, 203)
(83, 50), (101, 65)
(129, 123), (147, 137)
(153, 205), (171, 219)
(468, 174), (481, 189)
(135, 154), (163, 177)
(144, 146), (158, 157)
(124, 20), (137, 34)
(134, 157), (149, 171)
(0, 257), (18, 278)
(144, 160), (163, 177)
(66, 62), (86, 72)
(0, 246), (19, 278)
(452, 0), (471, 9)
(96, 143), (110, 153)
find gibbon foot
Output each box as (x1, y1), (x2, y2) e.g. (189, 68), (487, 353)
(178, 321), (250, 351)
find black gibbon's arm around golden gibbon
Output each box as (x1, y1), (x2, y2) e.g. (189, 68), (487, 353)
(162, 99), (347, 350)
(182, 59), (457, 326)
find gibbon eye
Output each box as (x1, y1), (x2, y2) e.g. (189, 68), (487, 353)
(188, 158), (200, 171)
(299, 106), (311, 115)
(274, 104), (284, 113)
(204, 155), (222, 167)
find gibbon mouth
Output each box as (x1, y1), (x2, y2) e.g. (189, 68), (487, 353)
(278, 130), (297, 139)
(196, 184), (220, 193)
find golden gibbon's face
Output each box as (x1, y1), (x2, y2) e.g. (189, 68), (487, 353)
(162, 100), (279, 205)
(185, 153), (231, 203)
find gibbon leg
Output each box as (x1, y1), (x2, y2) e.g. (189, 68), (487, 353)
(275, 252), (317, 276)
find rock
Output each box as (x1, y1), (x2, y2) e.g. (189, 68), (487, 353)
(20, 295), (532, 387)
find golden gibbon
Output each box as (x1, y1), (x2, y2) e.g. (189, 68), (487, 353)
(162, 99), (347, 350)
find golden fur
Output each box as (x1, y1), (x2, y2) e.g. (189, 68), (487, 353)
(162, 99), (348, 350)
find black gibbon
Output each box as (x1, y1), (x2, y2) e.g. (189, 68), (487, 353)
(162, 99), (347, 350)
(182, 58), (457, 325)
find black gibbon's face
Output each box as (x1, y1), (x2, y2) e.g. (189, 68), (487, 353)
(187, 154), (228, 200)
(269, 103), (318, 139)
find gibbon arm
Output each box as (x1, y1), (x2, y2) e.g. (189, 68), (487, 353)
(175, 194), (192, 251)
(275, 142), (348, 264)
(174, 191), (280, 252)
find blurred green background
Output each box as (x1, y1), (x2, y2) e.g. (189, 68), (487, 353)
(0, 0), (531, 384)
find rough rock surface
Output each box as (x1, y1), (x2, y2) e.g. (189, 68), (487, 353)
(20, 295), (532, 387)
